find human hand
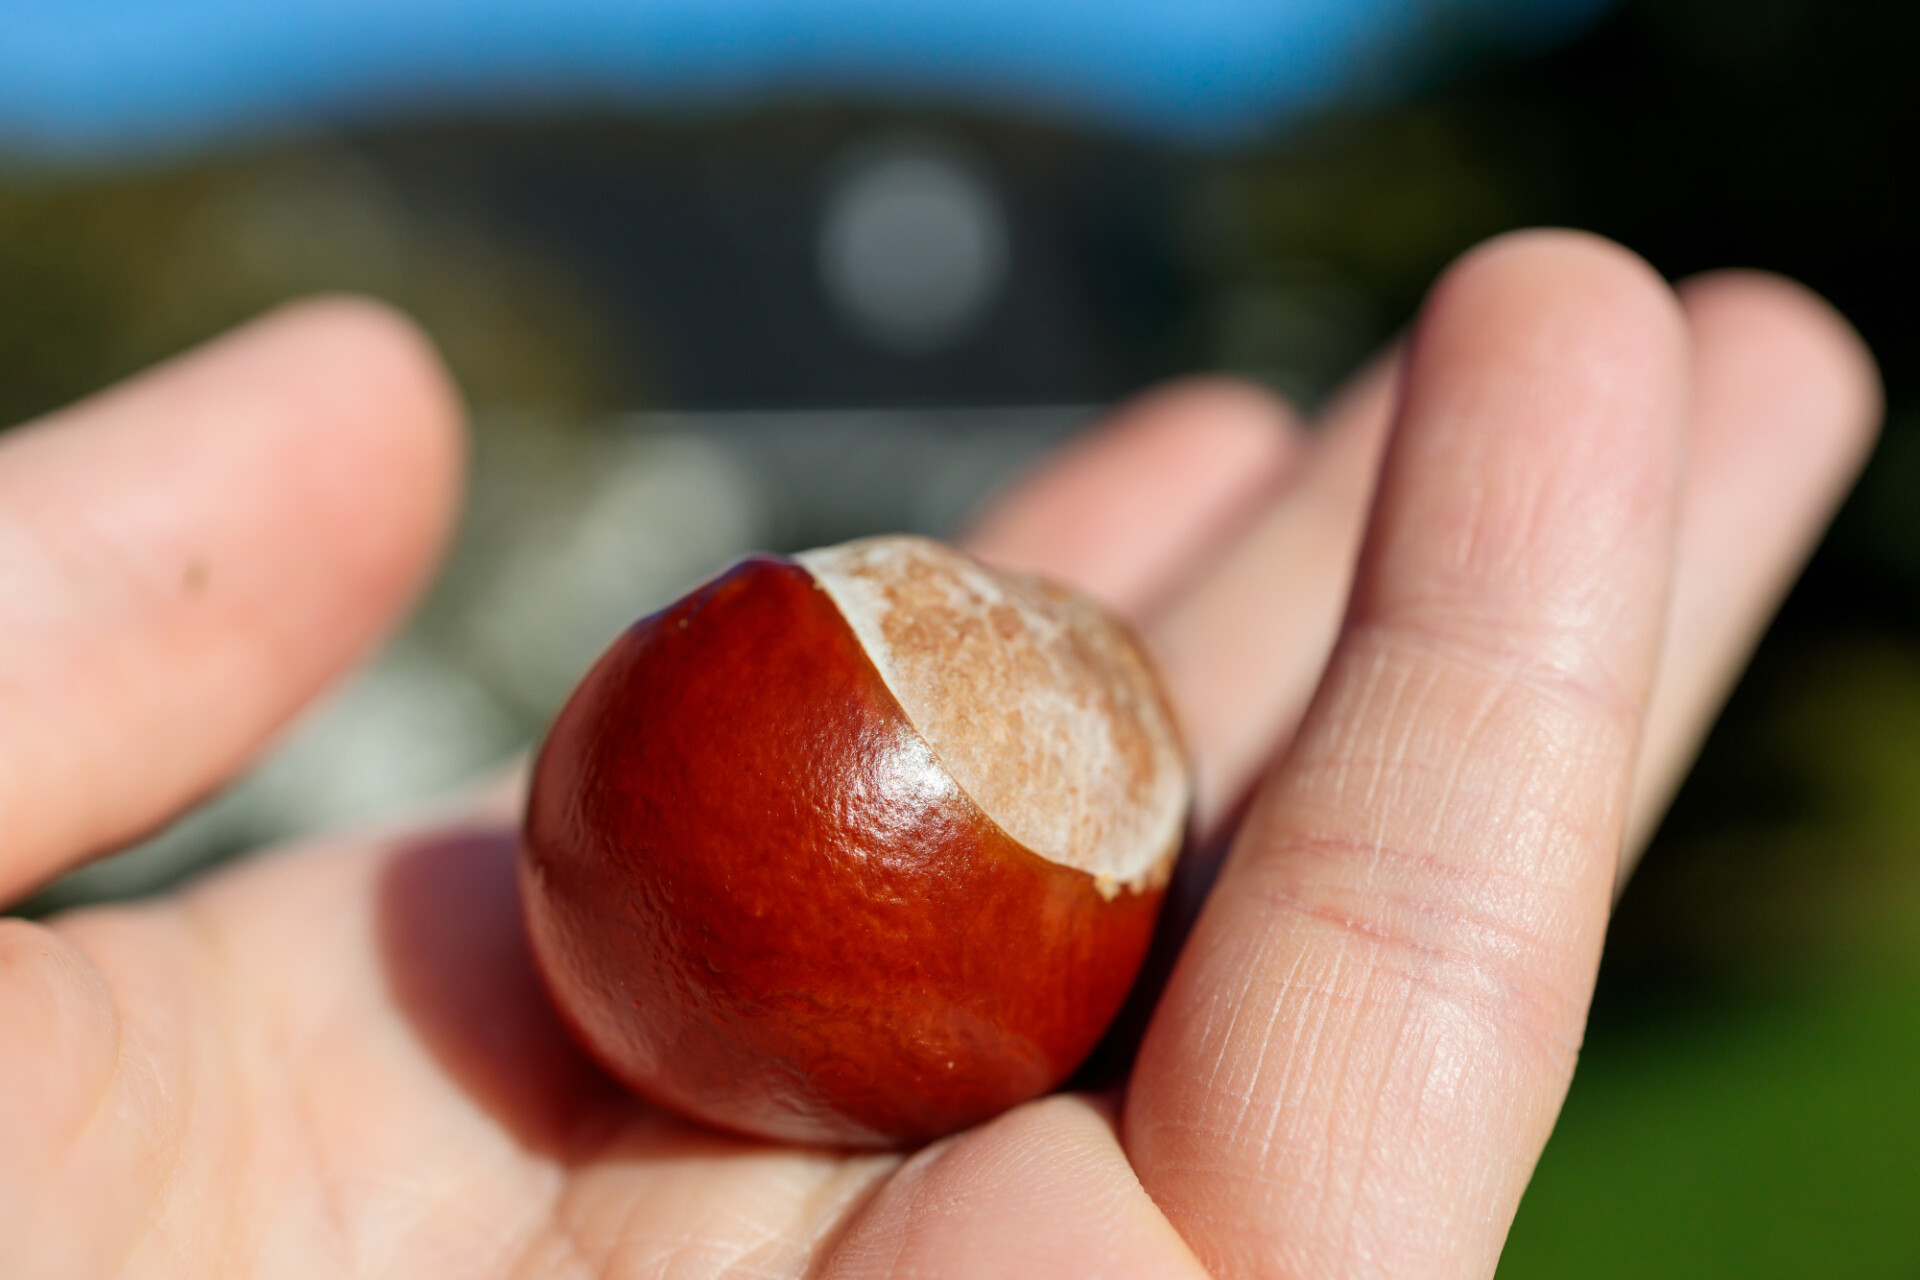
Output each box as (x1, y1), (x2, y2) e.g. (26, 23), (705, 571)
(0, 230), (1879, 1278)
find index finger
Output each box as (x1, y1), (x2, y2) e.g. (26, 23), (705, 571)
(1126, 232), (1690, 1278)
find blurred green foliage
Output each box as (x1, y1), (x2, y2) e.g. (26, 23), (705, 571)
(0, 150), (616, 431)
(1502, 638), (1920, 1277)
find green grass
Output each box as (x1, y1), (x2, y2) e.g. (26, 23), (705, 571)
(1501, 964), (1920, 1276)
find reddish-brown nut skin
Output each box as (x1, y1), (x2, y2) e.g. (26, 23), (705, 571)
(520, 555), (1167, 1147)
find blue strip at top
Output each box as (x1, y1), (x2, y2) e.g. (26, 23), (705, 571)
(0, 0), (1612, 158)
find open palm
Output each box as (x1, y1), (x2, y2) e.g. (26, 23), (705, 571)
(1, 233), (1880, 1279)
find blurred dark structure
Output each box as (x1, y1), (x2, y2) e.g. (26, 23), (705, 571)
(353, 117), (1186, 408)
(4, 0), (1919, 1273)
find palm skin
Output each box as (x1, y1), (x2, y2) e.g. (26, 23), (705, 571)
(0, 233), (1881, 1279)
(14, 823), (920, 1277)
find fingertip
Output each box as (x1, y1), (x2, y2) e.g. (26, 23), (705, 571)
(47, 293), (470, 619)
(1113, 375), (1307, 465)
(1426, 229), (1690, 364)
(1678, 269), (1885, 457)
(1374, 228), (1691, 656)
(819, 1094), (1204, 1280)
(273, 293), (467, 446)
(1405, 230), (1692, 482)
(1451, 226), (1673, 291)
(153, 295), (469, 676)
(964, 375), (1303, 619)
(233, 294), (468, 594)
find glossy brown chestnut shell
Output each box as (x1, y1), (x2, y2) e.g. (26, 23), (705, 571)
(520, 536), (1188, 1147)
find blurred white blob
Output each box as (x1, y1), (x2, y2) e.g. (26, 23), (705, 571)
(819, 140), (1010, 354)
(464, 433), (766, 716)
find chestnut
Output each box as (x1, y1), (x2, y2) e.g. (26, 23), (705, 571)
(519, 534), (1189, 1147)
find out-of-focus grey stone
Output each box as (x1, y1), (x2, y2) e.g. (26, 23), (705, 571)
(818, 140), (1010, 355)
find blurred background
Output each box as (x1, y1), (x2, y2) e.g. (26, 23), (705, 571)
(4, 0), (1917, 1272)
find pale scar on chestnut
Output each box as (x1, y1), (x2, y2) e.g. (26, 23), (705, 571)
(798, 535), (1187, 897)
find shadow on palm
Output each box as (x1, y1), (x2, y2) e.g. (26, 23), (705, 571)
(375, 826), (815, 1170)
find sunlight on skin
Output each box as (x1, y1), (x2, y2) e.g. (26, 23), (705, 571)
(816, 1095), (1207, 1279)
(5, 824), (908, 1277)
(0, 232), (1879, 1277)
(1127, 232), (1694, 1277)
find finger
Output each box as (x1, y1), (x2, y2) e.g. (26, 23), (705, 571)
(1146, 355), (1397, 837)
(1144, 275), (1880, 860)
(961, 377), (1305, 620)
(818, 1095), (1208, 1280)
(0, 297), (463, 903)
(1623, 270), (1882, 865)
(0, 917), (126, 1274)
(1126, 232), (1689, 1279)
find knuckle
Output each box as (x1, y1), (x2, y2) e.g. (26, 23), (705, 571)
(1246, 836), (1590, 1069)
